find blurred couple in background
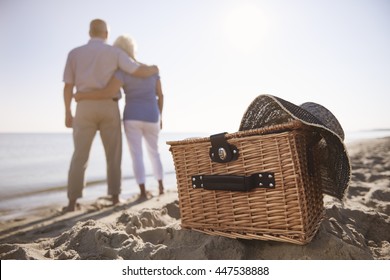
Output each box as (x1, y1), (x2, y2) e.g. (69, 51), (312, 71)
(63, 19), (164, 211)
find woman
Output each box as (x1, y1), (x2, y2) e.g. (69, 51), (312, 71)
(75, 35), (164, 199)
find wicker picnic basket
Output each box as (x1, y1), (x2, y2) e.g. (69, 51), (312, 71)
(167, 120), (324, 245)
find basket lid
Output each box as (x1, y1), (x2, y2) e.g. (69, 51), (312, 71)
(239, 94), (351, 200)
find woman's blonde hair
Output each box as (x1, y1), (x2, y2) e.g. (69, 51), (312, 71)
(113, 35), (137, 60)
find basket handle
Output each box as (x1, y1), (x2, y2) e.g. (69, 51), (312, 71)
(191, 172), (275, 192)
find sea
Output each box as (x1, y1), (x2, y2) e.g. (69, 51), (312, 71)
(0, 132), (205, 221)
(0, 130), (389, 221)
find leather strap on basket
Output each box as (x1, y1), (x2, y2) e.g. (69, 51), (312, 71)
(191, 172), (275, 192)
(209, 133), (239, 163)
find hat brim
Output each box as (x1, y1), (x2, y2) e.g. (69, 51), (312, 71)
(239, 94), (351, 199)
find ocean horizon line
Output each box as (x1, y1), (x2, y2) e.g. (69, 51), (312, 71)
(0, 128), (389, 134)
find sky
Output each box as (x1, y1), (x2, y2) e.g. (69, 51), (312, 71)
(0, 0), (389, 134)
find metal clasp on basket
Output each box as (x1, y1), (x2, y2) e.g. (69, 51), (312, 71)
(209, 132), (239, 163)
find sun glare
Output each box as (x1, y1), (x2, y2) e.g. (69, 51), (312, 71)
(223, 3), (268, 53)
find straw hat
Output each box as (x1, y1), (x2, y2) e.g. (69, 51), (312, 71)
(239, 94), (351, 199)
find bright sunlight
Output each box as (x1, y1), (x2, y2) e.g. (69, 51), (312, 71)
(222, 3), (268, 53)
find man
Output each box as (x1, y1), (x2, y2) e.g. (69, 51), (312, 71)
(63, 19), (158, 211)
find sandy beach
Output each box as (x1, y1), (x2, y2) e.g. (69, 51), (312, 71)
(0, 137), (389, 260)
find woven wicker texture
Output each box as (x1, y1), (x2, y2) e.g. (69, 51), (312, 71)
(168, 121), (324, 245)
